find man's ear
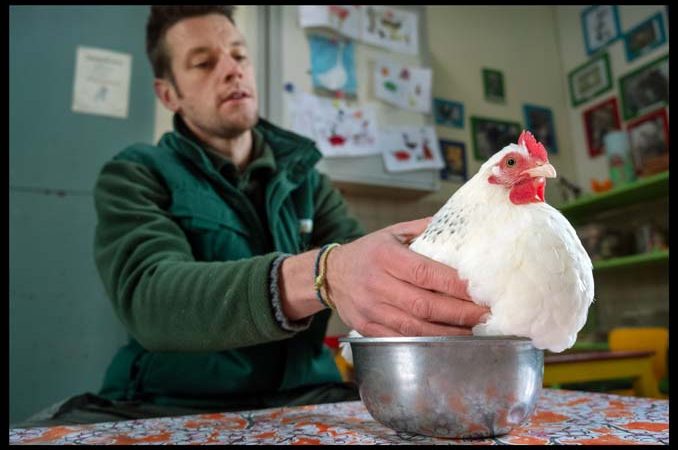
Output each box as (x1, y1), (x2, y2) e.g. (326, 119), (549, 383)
(154, 78), (180, 113)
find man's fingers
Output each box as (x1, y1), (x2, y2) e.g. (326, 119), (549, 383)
(359, 322), (404, 338)
(360, 303), (474, 337)
(389, 217), (433, 244)
(386, 278), (489, 327)
(386, 247), (472, 302)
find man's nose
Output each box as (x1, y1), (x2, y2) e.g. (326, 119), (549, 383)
(218, 53), (243, 82)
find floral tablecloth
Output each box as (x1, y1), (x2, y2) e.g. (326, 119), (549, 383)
(9, 389), (668, 445)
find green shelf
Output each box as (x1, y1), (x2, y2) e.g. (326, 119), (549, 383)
(558, 171), (669, 224)
(592, 249), (669, 271)
(572, 341), (610, 352)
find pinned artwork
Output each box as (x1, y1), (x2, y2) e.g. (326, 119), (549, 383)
(433, 98), (464, 128)
(309, 35), (357, 97)
(361, 6), (419, 55)
(381, 126), (444, 173)
(483, 68), (505, 103)
(582, 97), (622, 158)
(375, 60), (432, 113)
(470, 117), (522, 161)
(298, 5), (361, 40)
(72, 46), (132, 119)
(287, 92), (380, 158)
(439, 140), (467, 183)
(623, 13), (667, 62)
(523, 104), (558, 154)
(581, 5), (621, 55)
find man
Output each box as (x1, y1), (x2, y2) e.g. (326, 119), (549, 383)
(21, 6), (489, 426)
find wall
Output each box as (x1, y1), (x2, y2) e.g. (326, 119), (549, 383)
(553, 5), (669, 335)
(328, 6), (579, 236)
(554, 5), (669, 190)
(9, 6), (156, 425)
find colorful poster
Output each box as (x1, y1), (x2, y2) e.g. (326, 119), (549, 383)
(288, 92), (380, 158)
(308, 35), (356, 97)
(298, 5), (361, 40)
(361, 6), (419, 55)
(375, 60), (432, 113)
(381, 126), (444, 172)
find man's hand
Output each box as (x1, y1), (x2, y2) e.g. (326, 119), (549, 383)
(326, 218), (490, 337)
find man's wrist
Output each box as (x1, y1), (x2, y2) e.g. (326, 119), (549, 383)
(269, 253), (312, 331)
(279, 249), (327, 321)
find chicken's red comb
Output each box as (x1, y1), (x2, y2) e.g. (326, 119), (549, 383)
(518, 130), (548, 161)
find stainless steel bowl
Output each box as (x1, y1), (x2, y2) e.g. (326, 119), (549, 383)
(339, 335), (544, 439)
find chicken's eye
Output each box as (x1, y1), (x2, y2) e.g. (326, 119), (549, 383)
(506, 158), (516, 167)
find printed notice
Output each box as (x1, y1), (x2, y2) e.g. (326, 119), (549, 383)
(72, 46), (132, 119)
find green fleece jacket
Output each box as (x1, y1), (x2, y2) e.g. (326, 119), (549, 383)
(93, 115), (364, 408)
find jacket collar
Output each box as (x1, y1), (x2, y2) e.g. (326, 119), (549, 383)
(160, 114), (321, 182)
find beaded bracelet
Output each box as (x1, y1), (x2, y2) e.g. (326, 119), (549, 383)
(313, 243), (341, 310)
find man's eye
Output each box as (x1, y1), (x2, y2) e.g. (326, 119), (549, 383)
(193, 60), (211, 69)
(234, 53), (247, 61)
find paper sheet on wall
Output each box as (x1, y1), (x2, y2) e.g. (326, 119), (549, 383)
(288, 92), (380, 158)
(308, 35), (357, 97)
(361, 6), (419, 55)
(375, 60), (432, 113)
(381, 126), (444, 172)
(71, 46), (132, 119)
(298, 5), (361, 40)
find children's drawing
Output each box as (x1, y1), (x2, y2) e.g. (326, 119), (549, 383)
(309, 35), (356, 97)
(361, 6), (419, 55)
(381, 126), (444, 172)
(298, 5), (361, 40)
(375, 60), (432, 113)
(287, 92), (380, 158)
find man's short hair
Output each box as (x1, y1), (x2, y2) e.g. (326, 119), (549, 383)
(146, 6), (236, 80)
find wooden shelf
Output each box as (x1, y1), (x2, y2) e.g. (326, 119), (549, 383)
(593, 249), (669, 271)
(558, 171), (668, 225)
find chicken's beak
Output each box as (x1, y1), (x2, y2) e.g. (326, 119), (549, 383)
(523, 163), (556, 179)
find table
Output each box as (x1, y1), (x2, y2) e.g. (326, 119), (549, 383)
(9, 389), (668, 445)
(544, 350), (660, 398)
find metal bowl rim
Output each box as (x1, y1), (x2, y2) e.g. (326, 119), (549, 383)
(338, 335), (533, 344)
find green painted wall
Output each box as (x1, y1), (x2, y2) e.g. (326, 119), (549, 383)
(10, 6), (156, 425)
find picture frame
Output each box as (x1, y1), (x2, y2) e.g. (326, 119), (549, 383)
(623, 13), (667, 63)
(581, 5), (622, 55)
(523, 104), (558, 154)
(582, 97), (622, 158)
(626, 108), (669, 177)
(433, 98), (464, 129)
(439, 139), (467, 183)
(568, 52), (613, 107)
(470, 116), (522, 161)
(618, 54), (669, 121)
(482, 68), (505, 103)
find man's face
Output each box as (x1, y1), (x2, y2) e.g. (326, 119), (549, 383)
(159, 14), (259, 139)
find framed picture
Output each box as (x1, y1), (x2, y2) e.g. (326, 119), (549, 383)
(627, 108), (669, 177)
(623, 13), (667, 62)
(433, 98), (464, 128)
(439, 140), (467, 182)
(470, 116), (522, 161)
(523, 104), (558, 154)
(581, 5), (622, 55)
(582, 97), (622, 158)
(482, 68), (505, 103)
(618, 54), (669, 121)
(568, 52), (612, 107)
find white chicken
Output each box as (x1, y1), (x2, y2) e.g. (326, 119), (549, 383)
(341, 130), (594, 363)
